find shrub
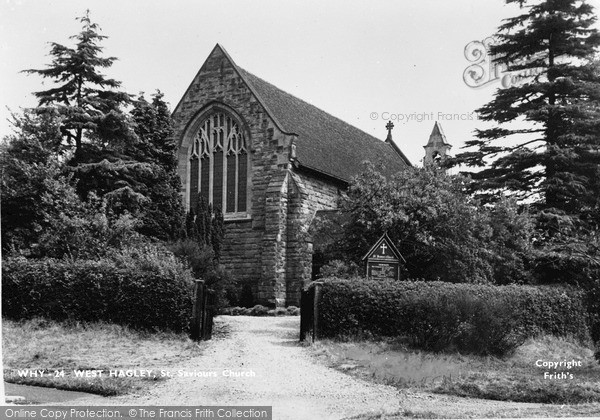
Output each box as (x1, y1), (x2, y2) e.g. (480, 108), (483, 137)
(286, 306), (300, 316)
(168, 238), (214, 279)
(2, 248), (194, 332)
(250, 305), (269, 316)
(314, 278), (590, 355)
(168, 238), (237, 311)
(228, 306), (245, 316)
(168, 239), (237, 310)
(221, 306), (294, 316)
(316, 165), (535, 285)
(318, 259), (360, 279)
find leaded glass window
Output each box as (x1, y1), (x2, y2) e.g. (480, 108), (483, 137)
(189, 112), (249, 215)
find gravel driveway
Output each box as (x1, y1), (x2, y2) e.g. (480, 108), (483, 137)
(85, 316), (400, 419)
(69, 316), (600, 419)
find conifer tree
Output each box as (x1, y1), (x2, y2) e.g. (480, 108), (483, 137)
(452, 1), (600, 336)
(130, 91), (178, 170)
(184, 197), (225, 263)
(185, 209), (199, 239)
(22, 10), (134, 162)
(22, 12), (185, 240)
(454, 0), (600, 228)
(195, 197), (211, 247)
(211, 207), (224, 262)
(129, 92), (185, 240)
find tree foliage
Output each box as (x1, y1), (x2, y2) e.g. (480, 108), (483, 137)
(130, 91), (178, 170)
(315, 164), (534, 284)
(2, 11), (235, 314)
(3, 12), (186, 255)
(184, 197), (225, 263)
(0, 109), (142, 258)
(450, 0), (600, 342)
(0, 110), (80, 252)
(452, 0), (600, 229)
(18, 11), (185, 241)
(69, 92), (185, 240)
(22, 10), (134, 162)
(169, 199), (232, 308)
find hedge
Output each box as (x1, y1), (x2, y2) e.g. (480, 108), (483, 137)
(2, 255), (195, 332)
(314, 278), (590, 355)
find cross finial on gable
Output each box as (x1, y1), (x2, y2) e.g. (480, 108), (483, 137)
(385, 121), (394, 142)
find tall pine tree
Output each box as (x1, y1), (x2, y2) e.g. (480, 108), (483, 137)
(454, 0), (600, 228)
(453, 1), (600, 334)
(22, 10), (134, 162)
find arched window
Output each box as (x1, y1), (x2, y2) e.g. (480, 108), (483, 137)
(189, 112), (249, 215)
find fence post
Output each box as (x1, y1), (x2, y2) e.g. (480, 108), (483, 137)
(204, 290), (215, 340)
(313, 282), (323, 341)
(190, 279), (205, 341)
(299, 290), (307, 341)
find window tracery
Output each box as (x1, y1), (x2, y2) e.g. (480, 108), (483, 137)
(189, 112), (249, 215)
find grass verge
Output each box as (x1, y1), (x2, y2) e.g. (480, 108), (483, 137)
(311, 335), (600, 410)
(433, 335), (600, 404)
(3, 318), (205, 396)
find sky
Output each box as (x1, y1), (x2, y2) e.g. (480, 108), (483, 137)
(1, 0), (599, 166)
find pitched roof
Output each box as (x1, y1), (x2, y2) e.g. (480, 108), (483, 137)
(236, 67), (411, 182)
(177, 45), (411, 183)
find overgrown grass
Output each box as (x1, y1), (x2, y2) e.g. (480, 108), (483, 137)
(435, 336), (600, 404)
(312, 339), (473, 388)
(312, 335), (600, 405)
(2, 318), (204, 396)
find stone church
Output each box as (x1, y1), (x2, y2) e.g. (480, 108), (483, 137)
(173, 44), (415, 307)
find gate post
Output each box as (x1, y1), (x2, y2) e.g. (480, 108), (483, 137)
(300, 289), (308, 341)
(190, 279), (205, 341)
(204, 290), (215, 340)
(313, 282), (323, 341)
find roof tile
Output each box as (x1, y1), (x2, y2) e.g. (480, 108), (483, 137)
(237, 67), (411, 182)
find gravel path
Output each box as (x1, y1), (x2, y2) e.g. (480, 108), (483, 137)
(69, 316), (600, 419)
(88, 316), (400, 419)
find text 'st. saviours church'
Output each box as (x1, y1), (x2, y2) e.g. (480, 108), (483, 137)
(173, 44), (413, 307)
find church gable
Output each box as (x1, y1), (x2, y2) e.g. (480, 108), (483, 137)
(172, 44), (413, 307)
(174, 44), (412, 191)
(172, 44), (294, 215)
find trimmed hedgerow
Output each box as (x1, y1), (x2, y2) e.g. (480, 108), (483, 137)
(2, 252), (195, 332)
(314, 278), (590, 355)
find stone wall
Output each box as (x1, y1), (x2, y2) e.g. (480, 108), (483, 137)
(284, 169), (342, 306)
